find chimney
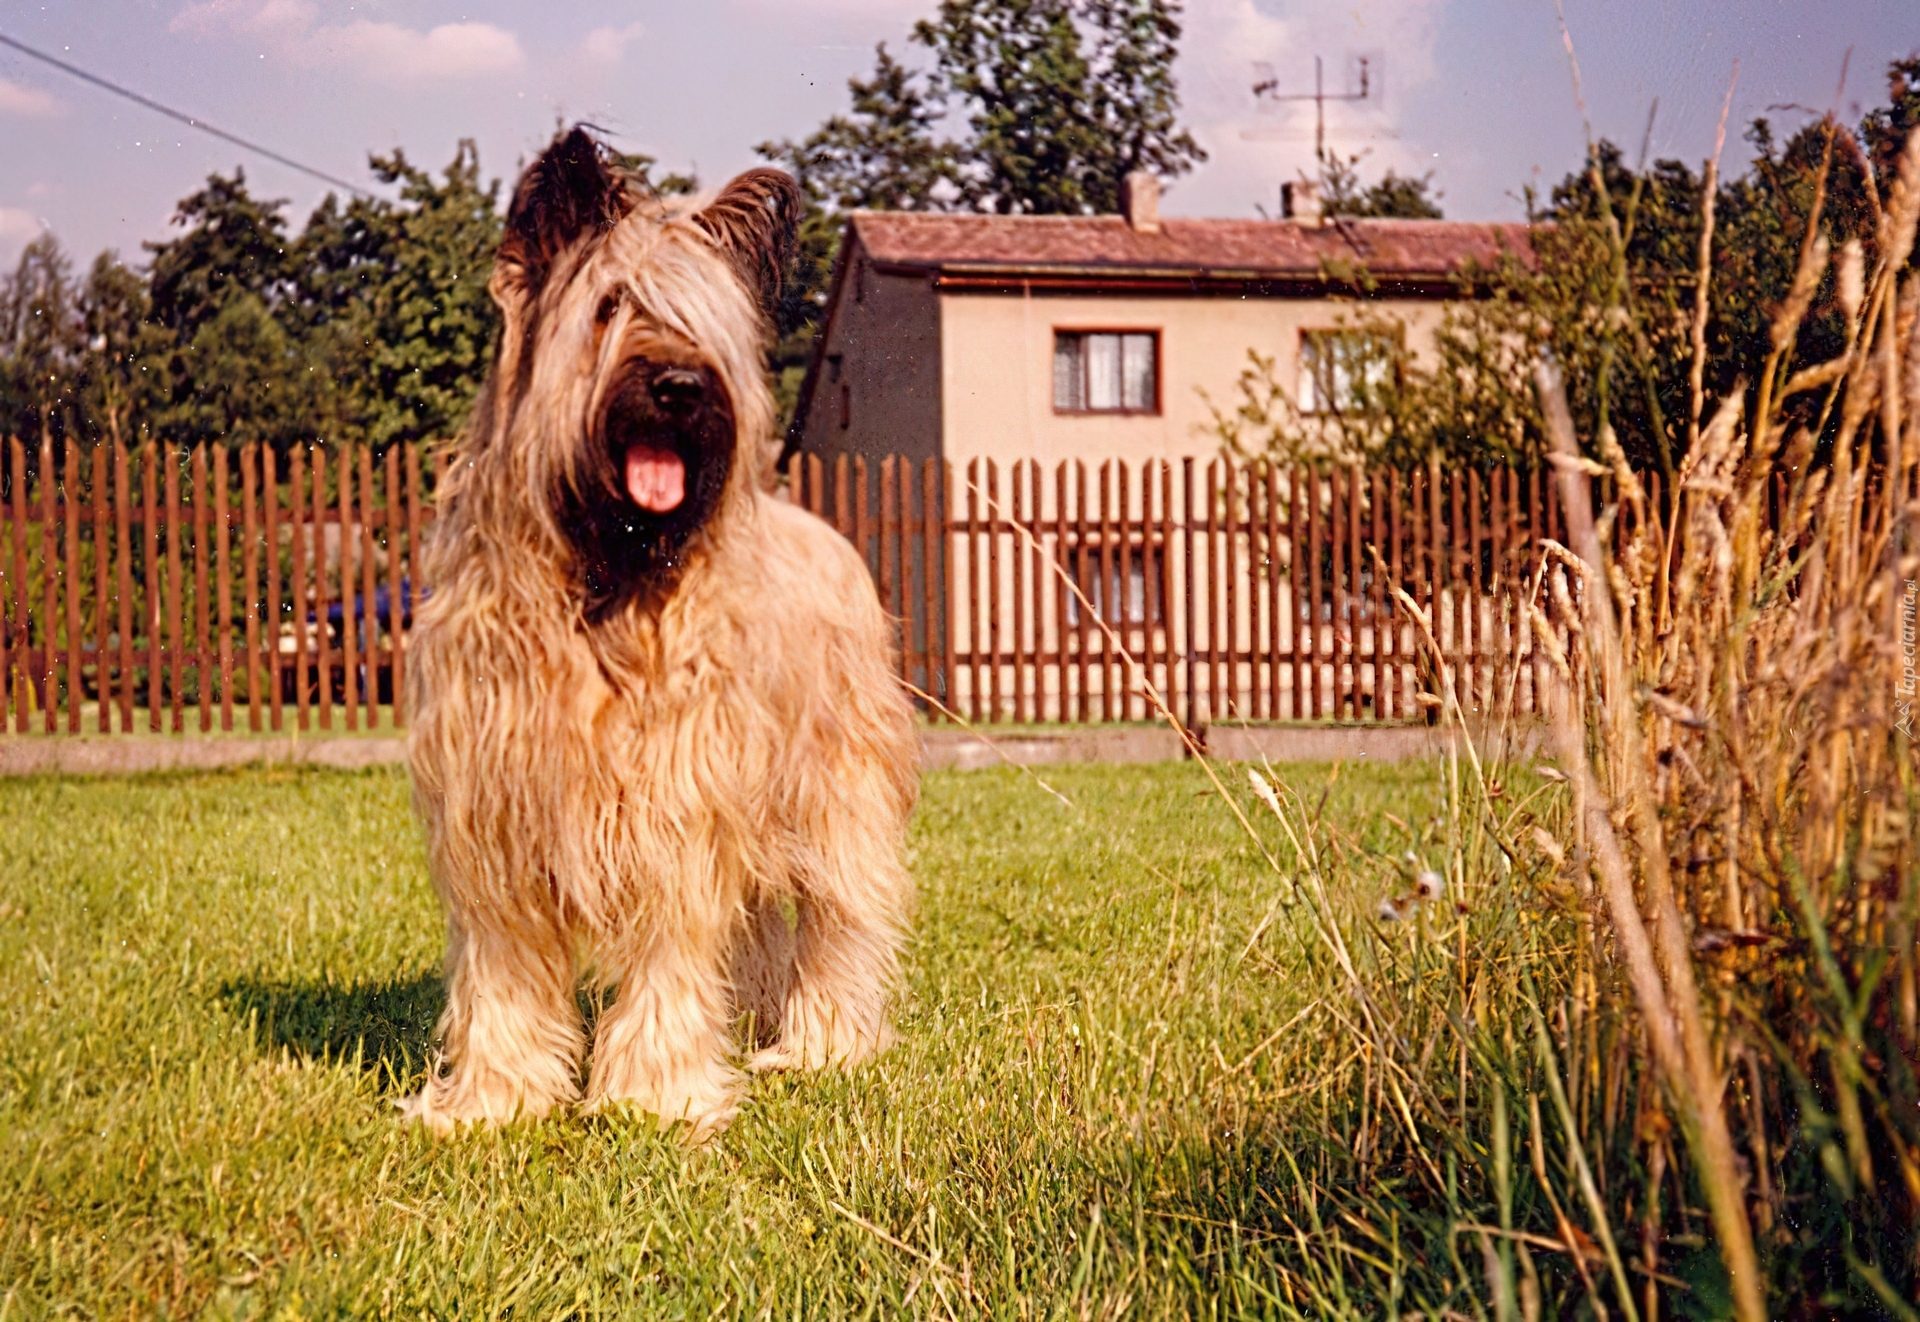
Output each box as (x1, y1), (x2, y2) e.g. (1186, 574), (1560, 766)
(1281, 179), (1324, 229)
(1120, 171), (1161, 233)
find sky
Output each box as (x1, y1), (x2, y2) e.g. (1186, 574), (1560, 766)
(0, 0), (1911, 271)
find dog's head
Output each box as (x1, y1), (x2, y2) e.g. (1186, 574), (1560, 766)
(476, 127), (800, 617)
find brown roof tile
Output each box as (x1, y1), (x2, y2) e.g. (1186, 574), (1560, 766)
(851, 212), (1535, 283)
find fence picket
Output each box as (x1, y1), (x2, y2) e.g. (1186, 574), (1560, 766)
(855, 455), (871, 582)
(1074, 461), (1092, 724)
(386, 444), (404, 726)
(902, 458), (919, 705)
(834, 453), (850, 539)
(406, 440), (423, 673)
(9, 438), (27, 733)
(985, 459), (1000, 721)
(340, 445), (359, 730)
(963, 457), (980, 722)
(242, 442), (261, 732)
(0, 445), (10, 730)
(894, 458), (913, 694)
(214, 444), (233, 731)
(268, 445), (284, 731)
(921, 460), (942, 716)
(1008, 461), (1024, 720)
(1036, 462), (1051, 723)
(191, 446), (209, 731)
(64, 442), (81, 733)
(291, 447), (309, 730)
(165, 447), (184, 732)
(1369, 467), (1385, 721)
(311, 447), (332, 731)
(1097, 461), (1114, 721)
(114, 441), (135, 732)
(939, 461), (955, 717)
(39, 437), (56, 731)
(1057, 462), (1072, 721)
(359, 444), (379, 727)
(142, 443), (161, 730)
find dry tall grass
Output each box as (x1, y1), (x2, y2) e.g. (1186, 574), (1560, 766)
(1517, 114), (1920, 1318)
(1206, 118), (1920, 1316)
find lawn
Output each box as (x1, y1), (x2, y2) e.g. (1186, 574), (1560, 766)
(0, 757), (1458, 1319)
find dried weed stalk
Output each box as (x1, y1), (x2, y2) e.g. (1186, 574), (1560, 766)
(1531, 117), (1920, 1319)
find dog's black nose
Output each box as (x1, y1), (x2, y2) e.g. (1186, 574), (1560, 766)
(650, 369), (705, 415)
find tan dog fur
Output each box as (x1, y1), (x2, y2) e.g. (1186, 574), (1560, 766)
(401, 131), (917, 1141)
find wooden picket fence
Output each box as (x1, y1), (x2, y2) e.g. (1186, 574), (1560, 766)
(789, 452), (1651, 729)
(0, 438), (1659, 736)
(0, 436), (429, 735)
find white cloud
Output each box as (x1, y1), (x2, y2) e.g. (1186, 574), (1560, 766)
(583, 22), (646, 66)
(172, 2), (523, 84)
(0, 76), (58, 117)
(325, 20), (524, 81)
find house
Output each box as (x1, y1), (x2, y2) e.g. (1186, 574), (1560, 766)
(785, 176), (1533, 476)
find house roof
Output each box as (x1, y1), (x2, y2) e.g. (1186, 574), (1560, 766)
(849, 212), (1536, 290)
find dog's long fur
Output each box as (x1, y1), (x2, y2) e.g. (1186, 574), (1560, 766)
(401, 130), (918, 1140)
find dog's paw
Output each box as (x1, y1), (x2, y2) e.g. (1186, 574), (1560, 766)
(395, 1090), (459, 1136)
(583, 1089), (738, 1146)
(748, 1019), (894, 1074)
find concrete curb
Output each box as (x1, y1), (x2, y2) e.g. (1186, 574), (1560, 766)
(1202, 722), (1543, 764)
(0, 736), (408, 777)
(0, 722), (1543, 777)
(920, 726), (1188, 771)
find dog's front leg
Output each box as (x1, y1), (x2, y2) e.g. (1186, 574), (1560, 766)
(751, 770), (911, 1074)
(401, 909), (585, 1133)
(586, 915), (741, 1143)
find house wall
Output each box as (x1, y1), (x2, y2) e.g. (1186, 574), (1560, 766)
(937, 289), (1452, 474)
(794, 246), (943, 466)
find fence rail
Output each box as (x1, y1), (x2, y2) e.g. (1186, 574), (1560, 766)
(0, 439), (1662, 736)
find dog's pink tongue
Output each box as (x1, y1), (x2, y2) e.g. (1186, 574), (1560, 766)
(624, 443), (685, 513)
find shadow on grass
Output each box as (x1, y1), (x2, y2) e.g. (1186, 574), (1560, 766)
(222, 971), (444, 1088)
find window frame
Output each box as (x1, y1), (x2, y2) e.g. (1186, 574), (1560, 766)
(1296, 327), (1401, 417)
(1051, 328), (1163, 417)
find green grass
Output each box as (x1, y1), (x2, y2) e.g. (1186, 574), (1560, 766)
(0, 759), (1464, 1319)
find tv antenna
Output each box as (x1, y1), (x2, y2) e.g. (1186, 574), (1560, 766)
(1247, 55), (1382, 159)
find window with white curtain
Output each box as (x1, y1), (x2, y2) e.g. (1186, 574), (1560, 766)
(1298, 329), (1397, 414)
(1053, 331), (1158, 414)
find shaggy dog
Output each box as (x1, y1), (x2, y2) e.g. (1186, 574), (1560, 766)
(401, 129), (918, 1140)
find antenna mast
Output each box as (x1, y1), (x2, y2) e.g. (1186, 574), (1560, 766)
(1250, 55), (1377, 162)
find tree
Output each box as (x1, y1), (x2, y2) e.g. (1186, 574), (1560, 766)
(758, 45), (966, 415)
(143, 170), (316, 448)
(1317, 151), (1443, 219)
(146, 171), (292, 341)
(0, 234), (81, 446)
(915, 0), (1205, 215)
(75, 252), (169, 448)
(294, 142), (504, 448)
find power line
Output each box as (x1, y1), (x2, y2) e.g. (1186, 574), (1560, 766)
(0, 30), (380, 200)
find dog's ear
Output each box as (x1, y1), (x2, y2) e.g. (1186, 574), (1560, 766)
(693, 168), (803, 314)
(497, 127), (632, 301)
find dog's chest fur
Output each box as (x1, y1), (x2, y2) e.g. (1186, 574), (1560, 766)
(410, 493), (878, 913)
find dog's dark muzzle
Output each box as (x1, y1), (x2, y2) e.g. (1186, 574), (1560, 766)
(570, 360), (736, 617)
